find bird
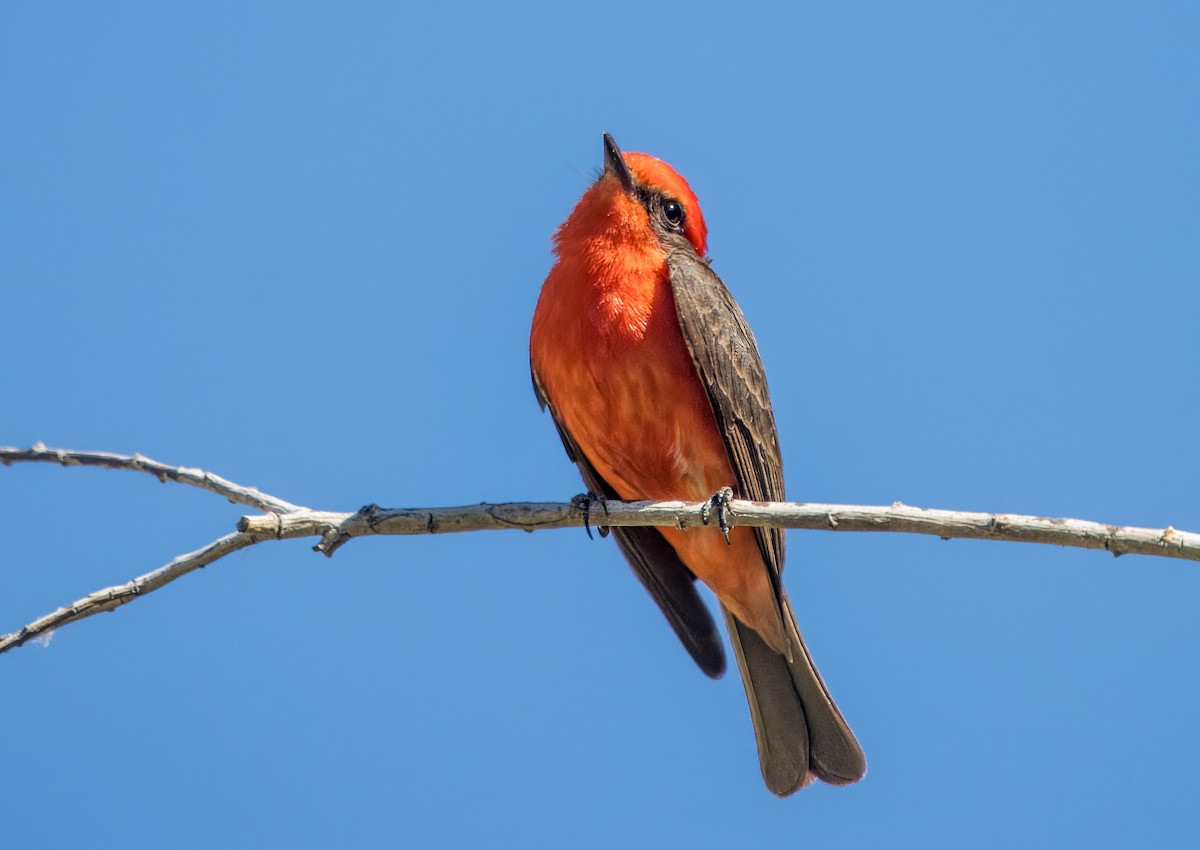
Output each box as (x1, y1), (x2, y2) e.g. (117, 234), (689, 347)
(529, 133), (865, 795)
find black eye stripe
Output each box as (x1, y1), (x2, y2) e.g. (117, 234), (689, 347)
(637, 188), (686, 231)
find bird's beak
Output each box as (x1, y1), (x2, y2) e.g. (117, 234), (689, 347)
(603, 133), (635, 193)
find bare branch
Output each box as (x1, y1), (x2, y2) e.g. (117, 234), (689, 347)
(237, 500), (1200, 563)
(5, 443), (1199, 655)
(0, 443), (302, 514)
(0, 532), (258, 652)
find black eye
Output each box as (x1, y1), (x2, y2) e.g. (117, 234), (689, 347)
(663, 199), (685, 228)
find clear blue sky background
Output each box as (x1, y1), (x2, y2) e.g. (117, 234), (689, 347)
(3, 3), (1198, 847)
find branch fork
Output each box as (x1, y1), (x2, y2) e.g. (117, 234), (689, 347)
(4, 444), (1198, 654)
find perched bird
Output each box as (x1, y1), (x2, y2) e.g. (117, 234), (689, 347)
(530, 134), (865, 795)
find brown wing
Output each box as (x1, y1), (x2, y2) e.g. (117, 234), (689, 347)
(665, 247), (866, 791)
(665, 249), (786, 593)
(531, 369), (726, 679)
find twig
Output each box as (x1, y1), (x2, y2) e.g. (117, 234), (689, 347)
(0, 443), (302, 514)
(4, 444), (1199, 655)
(0, 532), (257, 652)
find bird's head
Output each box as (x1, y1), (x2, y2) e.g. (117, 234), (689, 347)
(552, 134), (709, 262)
(601, 133), (708, 258)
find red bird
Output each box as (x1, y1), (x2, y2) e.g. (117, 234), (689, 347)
(530, 134), (865, 795)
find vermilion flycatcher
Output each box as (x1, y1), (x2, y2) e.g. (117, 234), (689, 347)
(530, 134), (865, 795)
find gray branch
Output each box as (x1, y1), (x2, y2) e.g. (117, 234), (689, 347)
(0, 532), (257, 652)
(1, 442), (302, 514)
(4, 444), (1198, 655)
(236, 500), (1200, 562)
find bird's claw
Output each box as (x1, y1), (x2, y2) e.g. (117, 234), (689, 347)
(571, 492), (610, 540)
(701, 486), (736, 545)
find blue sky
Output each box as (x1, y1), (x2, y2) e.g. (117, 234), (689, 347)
(3, 2), (1198, 847)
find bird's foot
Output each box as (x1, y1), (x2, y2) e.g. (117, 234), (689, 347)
(571, 492), (610, 540)
(701, 486), (735, 545)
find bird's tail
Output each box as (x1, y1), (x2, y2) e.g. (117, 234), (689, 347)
(723, 592), (866, 795)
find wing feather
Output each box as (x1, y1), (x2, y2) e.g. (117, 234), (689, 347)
(666, 247), (866, 790)
(666, 249), (786, 596)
